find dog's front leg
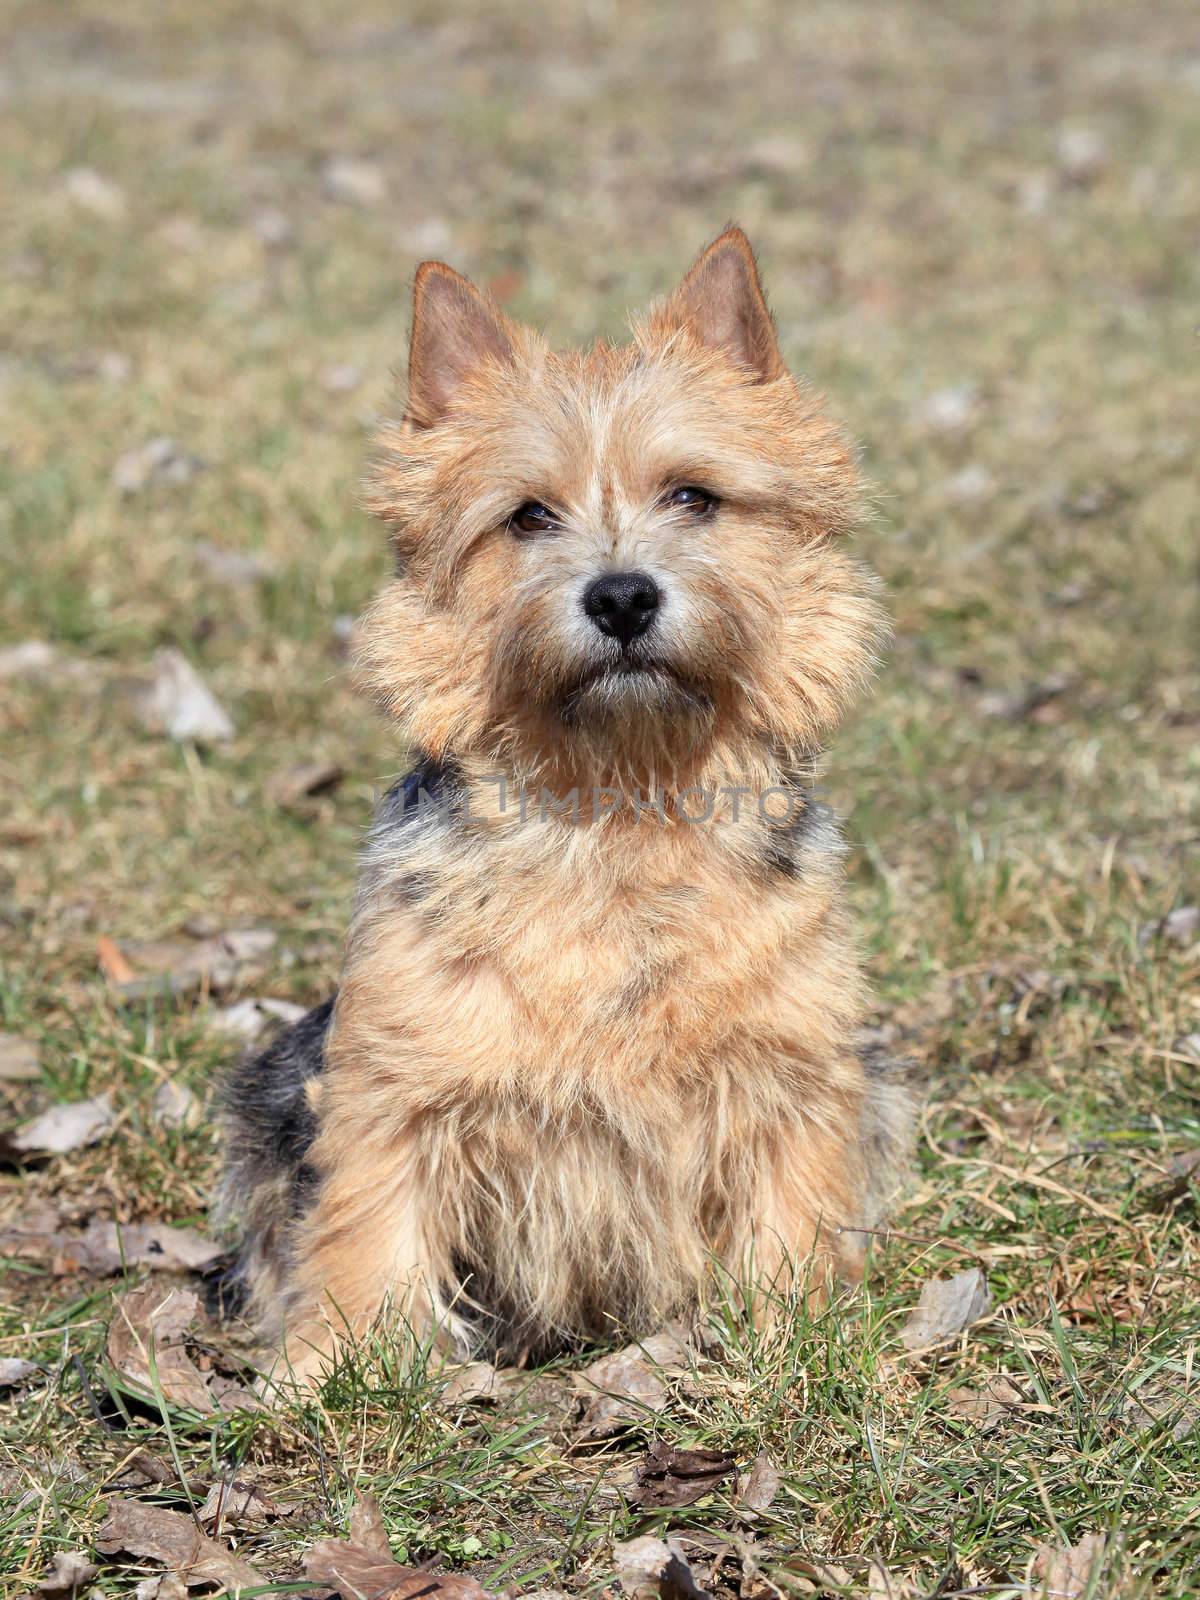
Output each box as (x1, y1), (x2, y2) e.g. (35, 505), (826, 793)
(744, 1115), (865, 1312)
(270, 1135), (444, 1389)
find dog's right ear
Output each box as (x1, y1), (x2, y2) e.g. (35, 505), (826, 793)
(405, 262), (515, 429)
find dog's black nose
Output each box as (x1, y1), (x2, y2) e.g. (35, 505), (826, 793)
(583, 571), (660, 647)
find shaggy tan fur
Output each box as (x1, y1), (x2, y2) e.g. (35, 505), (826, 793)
(243, 229), (908, 1383)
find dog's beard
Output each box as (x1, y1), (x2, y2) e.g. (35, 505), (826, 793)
(557, 656), (713, 729)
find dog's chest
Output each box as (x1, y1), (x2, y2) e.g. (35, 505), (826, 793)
(350, 811), (792, 1105)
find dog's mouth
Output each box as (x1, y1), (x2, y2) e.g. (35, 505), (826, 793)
(558, 656), (712, 726)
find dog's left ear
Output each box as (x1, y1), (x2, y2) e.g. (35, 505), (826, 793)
(668, 227), (784, 382)
(405, 261), (515, 428)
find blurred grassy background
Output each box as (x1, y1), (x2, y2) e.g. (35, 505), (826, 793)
(1, 2), (1199, 1595)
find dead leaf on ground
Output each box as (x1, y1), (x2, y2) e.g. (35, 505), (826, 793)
(104, 1448), (194, 1492)
(631, 1441), (736, 1508)
(151, 1081), (200, 1129)
(210, 995), (305, 1039)
(1, 1212), (221, 1275)
(868, 1563), (922, 1599)
(321, 362), (362, 393)
(1026, 1531), (1107, 1598)
(349, 1491), (390, 1555)
(979, 674), (1071, 722)
(0, 1033), (41, 1082)
(1141, 1149), (1200, 1211)
(35, 1550), (99, 1595)
(1121, 1386), (1199, 1442)
(134, 648), (233, 744)
(97, 935), (137, 986)
(113, 438), (205, 495)
(96, 1498), (262, 1593)
(106, 1286), (217, 1413)
(64, 166), (126, 218)
(267, 760), (344, 811)
(0, 640), (86, 684)
(3, 1093), (114, 1160)
(193, 540), (278, 586)
(439, 1360), (504, 1408)
(947, 1374), (1025, 1431)
(304, 1540), (494, 1600)
(0, 1357), (39, 1387)
(104, 926), (277, 1002)
(135, 1575), (189, 1600)
(613, 1535), (712, 1600)
(577, 1327), (692, 1437)
(1139, 906), (1199, 949)
(736, 1451), (780, 1513)
(198, 1477), (281, 1532)
(322, 155), (387, 206)
(901, 1268), (992, 1351)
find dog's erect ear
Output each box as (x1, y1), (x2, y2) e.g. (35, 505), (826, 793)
(668, 227), (784, 382)
(406, 262), (515, 427)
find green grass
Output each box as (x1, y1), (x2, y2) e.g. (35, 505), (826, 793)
(2, 0), (1199, 1595)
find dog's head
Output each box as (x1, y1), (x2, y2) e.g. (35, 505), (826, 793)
(362, 228), (883, 784)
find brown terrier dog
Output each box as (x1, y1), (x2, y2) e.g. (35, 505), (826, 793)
(220, 227), (910, 1385)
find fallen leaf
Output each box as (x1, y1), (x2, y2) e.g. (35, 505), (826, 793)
(1145, 1148), (1200, 1211)
(253, 207), (294, 248)
(135, 648), (233, 744)
(151, 1081), (200, 1129)
(0, 1033), (40, 1082)
(106, 1285), (215, 1412)
(97, 935), (137, 986)
(736, 1451), (780, 1512)
(1121, 1386), (1199, 1442)
(944, 464), (995, 503)
(267, 760), (344, 811)
(135, 1576), (189, 1600)
(1140, 906), (1199, 949)
(0, 1213), (221, 1275)
(868, 1563), (921, 1599)
(919, 383), (978, 433)
(439, 1361), (504, 1408)
(578, 1347), (673, 1437)
(631, 1441), (736, 1508)
(198, 1477), (280, 1532)
(1027, 1531), (1107, 1598)
(901, 1269), (992, 1351)
(210, 996), (305, 1039)
(1056, 125), (1108, 184)
(106, 927), (277, 1002)
(322, 156), (387, 206)
(104, 1449), (182, 1490)
(613, 1535), (712, 1600)
(193, 541), (278, 587)
(321, 362), (362, 393)
(35, 1550), (99, 1595)
(349, 1491), (390, 1556)
(948, 1374), (1024, 1431)
(304, 1540), (494, 1600)
(979, 675), (1071, 721)
(64, 166), (126, 218)
(96, 1498), (262, 1593)
(3, 1093), (114, 1159)
(113, 439), (205, 495)
(0, 1357), (39, 1387)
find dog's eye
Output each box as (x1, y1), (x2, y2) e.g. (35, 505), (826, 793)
(666, 485), (718, 517)
(510, 501), (558, 537)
